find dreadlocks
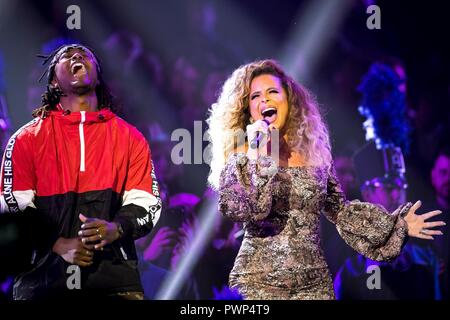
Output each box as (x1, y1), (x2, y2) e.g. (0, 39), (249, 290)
(32, 44), (117, 118)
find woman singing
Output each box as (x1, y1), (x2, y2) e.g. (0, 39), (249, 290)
(206, 59), (445, 299)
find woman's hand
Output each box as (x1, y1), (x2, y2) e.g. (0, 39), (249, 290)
(78, 213), (120, 250)
(404, 200), (446, 240)
(246, 119), (274, 159)
(52, 237), (94, 267)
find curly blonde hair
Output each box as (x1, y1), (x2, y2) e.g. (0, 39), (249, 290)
(206, 59), (332, 189)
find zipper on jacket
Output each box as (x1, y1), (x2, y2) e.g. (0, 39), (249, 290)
(79, 111), (86, 172)
(119, 246), (128, 260)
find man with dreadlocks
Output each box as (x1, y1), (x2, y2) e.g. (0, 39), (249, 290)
(0, 44), (162, 300)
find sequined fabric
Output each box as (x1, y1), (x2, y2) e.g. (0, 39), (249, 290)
(218, 153), (412, 300)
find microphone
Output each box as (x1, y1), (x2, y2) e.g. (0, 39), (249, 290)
(250, 119), (270, 149)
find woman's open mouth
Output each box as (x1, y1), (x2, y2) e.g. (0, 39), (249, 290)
(261, 107), (277, 123)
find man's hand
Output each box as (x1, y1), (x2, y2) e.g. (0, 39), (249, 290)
(52, 237), (94, 267)
(78, 213), (120, 250)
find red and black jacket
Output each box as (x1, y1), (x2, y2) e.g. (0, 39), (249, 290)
(0, 108), (162, 299)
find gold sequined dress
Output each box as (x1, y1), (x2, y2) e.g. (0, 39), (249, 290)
(218, 153), (412, 299)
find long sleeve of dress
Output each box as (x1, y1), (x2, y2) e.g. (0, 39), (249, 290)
(218, 153), (278, 223)
(323, 165), (413, 262)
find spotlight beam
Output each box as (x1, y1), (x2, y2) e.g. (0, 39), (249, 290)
(155, 196), (219, 300)
(279, 0), (352, 83)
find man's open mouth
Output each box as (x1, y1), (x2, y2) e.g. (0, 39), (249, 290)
(71, 63), (86, 75)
